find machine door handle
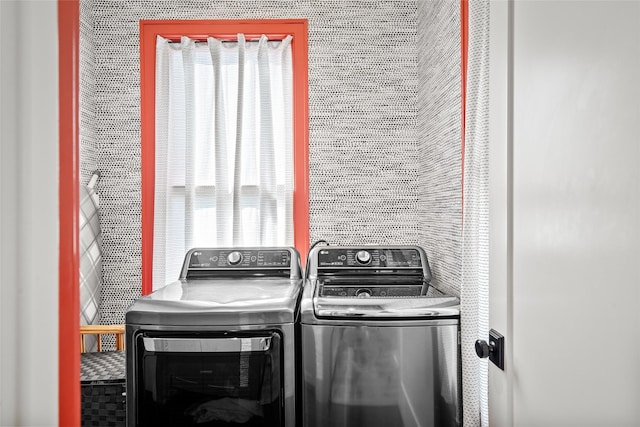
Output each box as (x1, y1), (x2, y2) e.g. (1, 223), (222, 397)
(143, 336), (271, 353)
(475, 329), (505, 370)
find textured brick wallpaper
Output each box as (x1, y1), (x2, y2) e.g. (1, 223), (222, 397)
(416, 0), (462, 297)
(80, 0), (98, 185)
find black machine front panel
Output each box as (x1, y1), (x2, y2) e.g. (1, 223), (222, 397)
(314, 247), (429, 296)
(189, 249), (291, 269)
(184, 249), (296, 279)
(133, 330), (283, 427)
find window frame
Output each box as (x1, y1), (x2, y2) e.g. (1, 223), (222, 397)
(140, 19), (309, 295)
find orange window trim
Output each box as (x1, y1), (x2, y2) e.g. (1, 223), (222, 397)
(140, 20), (309, 295)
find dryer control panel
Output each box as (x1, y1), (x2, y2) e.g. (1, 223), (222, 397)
(181, 247), (301, 279)
(188, 249), (291, 269)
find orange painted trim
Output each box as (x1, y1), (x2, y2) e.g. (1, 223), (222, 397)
(461, 0), (469, 204)
(140, 21), (156, 296)
(291, 21), (310, 266)
(58, 1), (80, 426)
(140, 20), (309, 294)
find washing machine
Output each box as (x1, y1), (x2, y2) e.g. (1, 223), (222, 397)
(300, 245), (461, 427)
(126, 247), (303, 427)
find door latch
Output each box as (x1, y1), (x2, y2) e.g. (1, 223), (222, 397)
(475, 329), (504, 370)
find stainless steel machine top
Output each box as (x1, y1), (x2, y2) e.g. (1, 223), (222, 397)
(302, 245), (460, 321)
(126, 247), (302, 326)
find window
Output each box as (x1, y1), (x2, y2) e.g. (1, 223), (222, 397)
(140, 20), (308, 293)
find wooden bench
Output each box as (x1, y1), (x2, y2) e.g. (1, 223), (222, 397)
(80, 324), (125, 353)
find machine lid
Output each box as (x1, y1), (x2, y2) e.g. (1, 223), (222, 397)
(126, 277), (303, 326)
(301, 245), (457, 321)
(313, 294), (460, 319)
(310, 283), (459, 319)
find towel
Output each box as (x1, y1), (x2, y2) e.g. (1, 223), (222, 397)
(79, 184), (102, 352)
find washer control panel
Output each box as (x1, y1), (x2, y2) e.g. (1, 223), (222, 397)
(317, 248), (422, 268)
(188, 249), (291, 269)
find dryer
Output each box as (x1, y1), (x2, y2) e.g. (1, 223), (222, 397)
(300, 245), (461, 427)
(126, 247), (302, 427)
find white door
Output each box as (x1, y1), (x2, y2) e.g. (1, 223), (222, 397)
(489, 1), (640, 426)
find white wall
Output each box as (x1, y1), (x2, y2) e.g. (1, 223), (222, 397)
(490, 1), (640, 425)
(0, 1), (59, 424)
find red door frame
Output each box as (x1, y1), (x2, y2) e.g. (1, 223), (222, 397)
(139, 20), (309, 295)
(59, 0), (80, 426)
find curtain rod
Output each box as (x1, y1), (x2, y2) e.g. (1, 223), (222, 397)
(166, 37), (289, 44)
(160, 32), (291, 42)
(168, 39), (272, 44)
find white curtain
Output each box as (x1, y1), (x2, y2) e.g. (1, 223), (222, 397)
(153, 34), (294, 290)
(461, 0), (490, 426)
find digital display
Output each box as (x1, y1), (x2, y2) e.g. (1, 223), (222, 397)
(258, 251), (290, 267)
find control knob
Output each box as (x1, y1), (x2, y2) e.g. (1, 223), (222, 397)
(355, 250), (371, 265)
(356, 288), (372, 298)
(227, 251), (243, 265)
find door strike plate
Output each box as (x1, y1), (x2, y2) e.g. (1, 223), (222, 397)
(488, 329), (504, 370)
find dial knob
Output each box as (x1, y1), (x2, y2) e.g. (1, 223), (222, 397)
(356, 288), (372, 298)
(355, 250), (371, 265)
(227, 251), (243, 265)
